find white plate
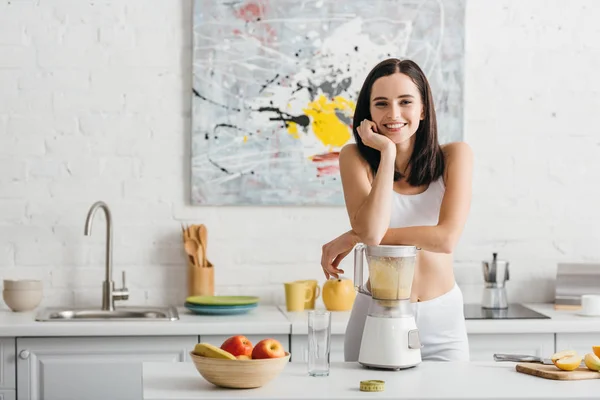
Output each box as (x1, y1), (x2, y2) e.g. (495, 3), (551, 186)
(576, 312), (600, 317)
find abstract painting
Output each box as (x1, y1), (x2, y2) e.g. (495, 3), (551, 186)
(191, 0), (465, 205)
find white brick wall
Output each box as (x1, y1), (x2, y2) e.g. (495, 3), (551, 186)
(1, 0), (599, 310)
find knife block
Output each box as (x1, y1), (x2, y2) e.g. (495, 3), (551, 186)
(187, 260), (214, 297)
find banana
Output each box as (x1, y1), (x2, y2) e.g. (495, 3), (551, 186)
(193, 343), (236, 360)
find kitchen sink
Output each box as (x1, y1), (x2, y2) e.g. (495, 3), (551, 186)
(35, 306), (179, 321)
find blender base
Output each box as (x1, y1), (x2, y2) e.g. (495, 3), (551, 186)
(358, 315), (422, 370)
(359, 362), (418, 371)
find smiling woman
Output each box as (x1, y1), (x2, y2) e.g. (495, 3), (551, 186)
(320, 58), (473, 363)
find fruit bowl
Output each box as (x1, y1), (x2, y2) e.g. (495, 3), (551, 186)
(189, 351), (291, 389)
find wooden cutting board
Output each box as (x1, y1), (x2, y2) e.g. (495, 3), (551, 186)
(516, 363), (600, 380)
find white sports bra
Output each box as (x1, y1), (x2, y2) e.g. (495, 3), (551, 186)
(389, 177), (445, 228)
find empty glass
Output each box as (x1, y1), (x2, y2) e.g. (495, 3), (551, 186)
(307, 310), (331, 376)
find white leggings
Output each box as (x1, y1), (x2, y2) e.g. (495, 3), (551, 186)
(344, 283), (470, 362)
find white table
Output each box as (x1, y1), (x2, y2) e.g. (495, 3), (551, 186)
(142, 361), (598, 400)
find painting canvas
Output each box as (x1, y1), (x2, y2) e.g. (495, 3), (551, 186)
(191, 0), (465, 205)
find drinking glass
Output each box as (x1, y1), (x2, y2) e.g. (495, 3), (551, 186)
(307, 310), (331, 376)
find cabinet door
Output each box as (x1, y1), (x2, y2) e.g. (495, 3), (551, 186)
(289, 335), (345, 364)
(199, 335), (289, 355)
(0, 390), (16, 400)
(468, 333), (554, 361)
(556, 333), (598, 356)
(17, 336), (197, 400)
(0, 338), (15, 390)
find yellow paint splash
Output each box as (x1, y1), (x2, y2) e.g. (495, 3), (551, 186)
(286, 95), (355, 148)
(286, 121), (299, 139)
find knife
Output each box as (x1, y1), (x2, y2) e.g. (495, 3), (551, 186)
(493, 353), (554, 364)
(493, 353), (585, 367)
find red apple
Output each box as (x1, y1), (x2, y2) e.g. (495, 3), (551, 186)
(251, 338), (285, 359)
(220, 335), (253, 357)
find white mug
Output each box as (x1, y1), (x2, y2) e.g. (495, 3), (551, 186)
(580, 294), (600, 316)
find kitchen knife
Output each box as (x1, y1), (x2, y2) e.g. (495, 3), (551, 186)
(493, 353), (586, 367)
(493, 353), (554, 364)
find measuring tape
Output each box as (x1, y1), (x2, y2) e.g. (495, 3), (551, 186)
(359, 380), (385, 392)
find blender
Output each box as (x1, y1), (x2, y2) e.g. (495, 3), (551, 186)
(353, 244), (422, 370)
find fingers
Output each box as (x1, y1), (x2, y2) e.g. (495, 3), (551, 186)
(323, 260), (342, 279)
(321, 244), (331, 279)
(357, 119), (372, 139)
(366, 119), (378, 133)
(331, 249), (351, 268)
(357, 120), (380, 148)
(321, 244), (343, 279)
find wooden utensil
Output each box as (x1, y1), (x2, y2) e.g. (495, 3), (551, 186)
(516, 363), (600, 380)
(184, 239), (200, 267)
(196, 243), (204, 270)
(181, 224), (195, 264)
(198, 224), (208, 268)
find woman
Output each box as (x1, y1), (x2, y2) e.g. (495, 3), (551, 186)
(320, 58), (473, 362)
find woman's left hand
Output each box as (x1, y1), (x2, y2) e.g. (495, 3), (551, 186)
(321, 230), (360, 279)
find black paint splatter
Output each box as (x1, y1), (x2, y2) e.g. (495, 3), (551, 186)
(212, 123), (255, 141)
(257, 107), (310, 129)
(205, 123), (259, 175)
(292, 81), (314, 96)
(208, 158), (230, 174)
(193, 89), (241, 112)
(259, 74), (280, 93)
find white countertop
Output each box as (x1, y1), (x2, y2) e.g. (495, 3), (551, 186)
(279, 304), (600, 335)
(0, 303), (598, 337)
(0, 306), (290, 337)
(142, 361), (598, 400)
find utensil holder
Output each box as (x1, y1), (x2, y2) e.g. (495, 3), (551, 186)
(187, 261), (214, 297)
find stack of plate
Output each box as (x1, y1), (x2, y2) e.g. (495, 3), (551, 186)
(185, 296), (259, 315)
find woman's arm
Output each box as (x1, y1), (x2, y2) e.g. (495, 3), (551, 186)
(379, 142), (473, 253)
(339, 143), (396, 245)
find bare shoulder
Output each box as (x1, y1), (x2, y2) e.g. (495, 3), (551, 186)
(441, 141), (473, 163)
(339, 143), (360, 160)
(338, 143), (372, 181)
(441, 142), (473, 182)
(339, 143), (368, 168)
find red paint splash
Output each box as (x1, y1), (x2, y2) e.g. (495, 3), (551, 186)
(311, 152), (340, 162)
(233, 0), (276, 45)
(312, 152), (340, 177)
(235, 1), (265, 22)
(317, 165), (340, 177)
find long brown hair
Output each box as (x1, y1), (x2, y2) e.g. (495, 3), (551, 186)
(352, 58), (444, 185)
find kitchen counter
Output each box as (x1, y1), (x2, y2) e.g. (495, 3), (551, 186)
(279, 304), (600, 335)
(0, 306), (291, 336)
(0, 303), (598, 337)
(142, 360), (598, 400)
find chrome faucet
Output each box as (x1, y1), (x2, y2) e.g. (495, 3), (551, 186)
(84, 201), (129, 311)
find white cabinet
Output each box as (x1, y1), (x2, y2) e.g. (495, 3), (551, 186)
(199, 335), (289, 355)
(16, 336), (197, 400)
(289, 335), (345, 364)
(0, 390), (16, 400)
(555, 333), (599, 356)
(467, 333), (555, 361)
(0, 338), (15, 390)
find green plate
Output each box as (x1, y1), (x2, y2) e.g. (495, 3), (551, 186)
(185, 295), (260, 306)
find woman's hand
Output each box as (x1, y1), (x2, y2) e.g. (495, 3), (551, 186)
(321, 230), (360, 279)
(356, 119), (395, 153)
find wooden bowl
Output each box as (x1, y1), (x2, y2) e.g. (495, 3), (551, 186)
(189, 351), (291, 389)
